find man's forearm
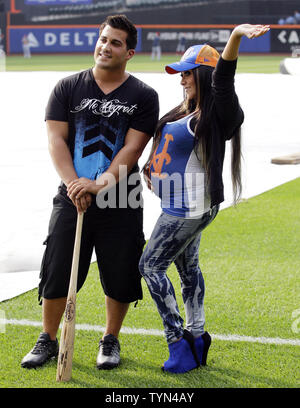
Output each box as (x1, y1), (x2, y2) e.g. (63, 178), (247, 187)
(48, 137), (78, 186)
(97, 143), (141, 189)
(221, 27), (242, 61)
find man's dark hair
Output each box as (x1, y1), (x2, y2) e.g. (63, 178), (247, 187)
(99, 14), (137, 50)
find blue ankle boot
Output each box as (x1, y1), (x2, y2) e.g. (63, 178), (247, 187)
(195, 331), (211, 366)
(162, 330), (200, 374)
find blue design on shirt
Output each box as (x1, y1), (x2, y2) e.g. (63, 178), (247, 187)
(73, 116), (125, 180)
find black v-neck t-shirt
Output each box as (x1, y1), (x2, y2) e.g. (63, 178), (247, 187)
(45, 69), (159, 181)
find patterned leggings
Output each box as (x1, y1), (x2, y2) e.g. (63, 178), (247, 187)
(139, 206), (218, 344)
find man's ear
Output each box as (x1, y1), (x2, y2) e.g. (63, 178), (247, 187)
(126, 49), (135, 61)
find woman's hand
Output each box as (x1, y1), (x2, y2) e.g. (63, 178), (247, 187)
(222, 23), (270, 61)
(143, 172), (154, 191)
(143, 166), (154, 191)
(233, 24), (270, 40)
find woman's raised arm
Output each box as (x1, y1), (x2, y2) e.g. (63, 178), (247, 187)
(222, 24), (270, 61)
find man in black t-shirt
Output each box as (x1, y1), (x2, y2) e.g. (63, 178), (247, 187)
(21, 15), (159, 371)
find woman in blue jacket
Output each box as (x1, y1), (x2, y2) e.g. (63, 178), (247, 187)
(139, 24), (270, 374)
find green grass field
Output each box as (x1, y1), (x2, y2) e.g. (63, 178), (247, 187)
(3, 54), (285, 73)
(0, 177), (299, 389)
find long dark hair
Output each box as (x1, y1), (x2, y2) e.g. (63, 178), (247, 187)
(144, 65), (242, 204)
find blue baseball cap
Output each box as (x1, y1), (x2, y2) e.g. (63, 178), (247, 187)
(165, 44), (220, 74)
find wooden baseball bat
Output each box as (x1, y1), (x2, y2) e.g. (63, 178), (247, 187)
(56, 211), (84, 382)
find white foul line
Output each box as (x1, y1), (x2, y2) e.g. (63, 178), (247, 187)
(4, 318), (300, 347)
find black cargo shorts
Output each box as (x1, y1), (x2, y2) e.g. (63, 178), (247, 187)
(38, 192), (145, 304)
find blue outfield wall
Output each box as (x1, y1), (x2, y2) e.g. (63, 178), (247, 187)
(239, 31), (270, 53)
(9, 27), (142, 54)
(9, 26), (271, 54)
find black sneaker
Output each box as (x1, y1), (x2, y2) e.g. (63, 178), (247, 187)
(21, 332), (59, 369)
(96, 334), (120, 370)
